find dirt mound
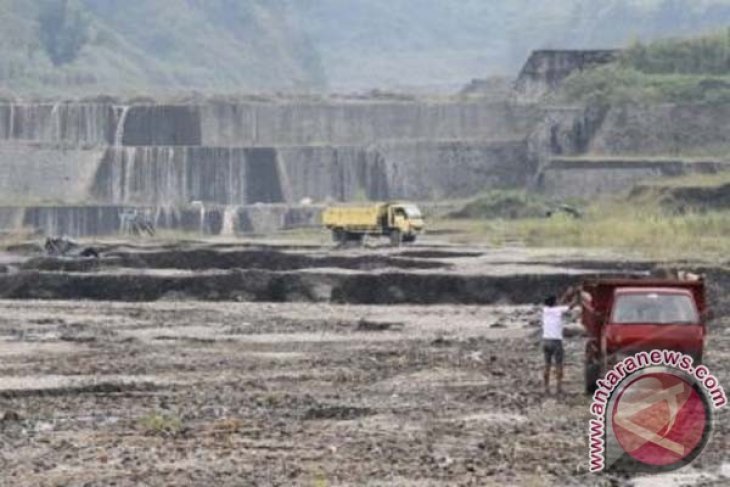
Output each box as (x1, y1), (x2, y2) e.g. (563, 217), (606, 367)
(450, 191), (549, 220)
(105, 248), (447, 271)
(0, 269), (586, 305)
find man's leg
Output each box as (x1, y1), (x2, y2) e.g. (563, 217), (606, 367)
(543, 341), (552, 394)
(555, 341), (564, 394)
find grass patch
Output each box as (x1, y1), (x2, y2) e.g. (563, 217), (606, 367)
(432, 202), (730, 260)
(557, 65), (730, 105)
(556, 29), (730, 105)
(640, 172), (730, 189)
(623, 29), (730, 76)
(138, 412), (183, 437)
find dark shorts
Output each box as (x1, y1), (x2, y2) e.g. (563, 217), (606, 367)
(543, 339), (564, 366)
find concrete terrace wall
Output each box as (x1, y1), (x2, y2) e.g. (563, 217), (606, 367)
(589, 104), (730, 155)
(277, 140), (532, 203)
(531, 104), (730, 159)
(200, 101), (538, 146)
(0, 204), (323, 237)
(0, 101), (538, 147)
(86, 141), (531, 206)
(6, 94), (727, 237)
(0, 103), (118, 146)
(90, 147), (282, 206)
(539, 158), (730, 199)
(0, 99), (540, 237)
(0, 147), (105, 204)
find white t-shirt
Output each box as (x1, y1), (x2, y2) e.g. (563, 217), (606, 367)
(542, 305), (570, 340)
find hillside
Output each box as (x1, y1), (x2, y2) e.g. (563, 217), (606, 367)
(0, 0), (326, 96)
(2, 1), (730, 95)
(291, 0), (730, 91)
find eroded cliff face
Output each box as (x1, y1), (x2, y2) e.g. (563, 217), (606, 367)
(514, 50), (620, 101)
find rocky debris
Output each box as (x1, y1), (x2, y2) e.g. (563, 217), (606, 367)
(355, 319), (404, 332)
(44, 236), (100, 259)
(1, 410), (22, 422)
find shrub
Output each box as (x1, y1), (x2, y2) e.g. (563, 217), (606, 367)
(622, 29), (730, 76)
(557, 29), (730, 105)
(450, 190), (550, 220)
(37, 0), (90, 66)
(138, 412), (183, 436)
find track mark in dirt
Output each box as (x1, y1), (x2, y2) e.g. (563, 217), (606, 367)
(302, 404), (375, 421)
(0, 380), (159, 399)
(355, 319), (404, 332)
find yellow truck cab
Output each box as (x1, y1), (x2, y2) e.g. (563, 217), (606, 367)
(322, 202), (424, 246)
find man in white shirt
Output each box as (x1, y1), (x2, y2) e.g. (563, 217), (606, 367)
(542, 288), (578, 395)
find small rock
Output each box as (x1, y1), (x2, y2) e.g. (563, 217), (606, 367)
(1, 410), (23, 422)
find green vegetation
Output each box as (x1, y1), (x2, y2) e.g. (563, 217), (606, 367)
(623, 28), (730, 75)
(0, 0), (325, 96)
(449, 190), (550, 220)
(639, 171), (730, 188)
(559, 28), (730, 104)
(37, 0), (90, 66)
(432, 175), (730, 260)
(507, 205), (730, 259)
(138, 412), (183, 436)
(432, 201), (730, 260)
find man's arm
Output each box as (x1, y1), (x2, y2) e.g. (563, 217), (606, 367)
(560, 285), (580, 309)
(560, 286), (580, 310)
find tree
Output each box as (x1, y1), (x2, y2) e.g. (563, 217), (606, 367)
(37, 0), (89, 66)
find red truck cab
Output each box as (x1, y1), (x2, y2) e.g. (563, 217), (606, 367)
(581, 279), (707, 393)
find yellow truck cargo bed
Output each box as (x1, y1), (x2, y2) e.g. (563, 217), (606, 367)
(322, 204), (386, 229)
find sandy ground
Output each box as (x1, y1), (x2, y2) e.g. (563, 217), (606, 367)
(0, 242), (728, 486)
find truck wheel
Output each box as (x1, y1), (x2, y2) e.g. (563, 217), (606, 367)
(332, 229), (345, 245)
(585, 360), (601, 395)
(389, 230), (402, 247)
(346, 232), (364, 245)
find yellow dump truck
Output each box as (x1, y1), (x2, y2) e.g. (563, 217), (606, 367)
(322, 202), (424, 246)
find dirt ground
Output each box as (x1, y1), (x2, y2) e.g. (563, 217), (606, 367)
(0, 241), (728, 486)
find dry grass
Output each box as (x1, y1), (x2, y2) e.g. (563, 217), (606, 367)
(138, 412), (183, 437)
(430, 202), (730, 261)
(642, 171), (730, 188)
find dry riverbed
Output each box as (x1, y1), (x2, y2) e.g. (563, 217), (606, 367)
(0, 241), (728, 486)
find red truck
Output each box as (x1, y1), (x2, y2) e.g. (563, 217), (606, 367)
(581, 278), (707, 393)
